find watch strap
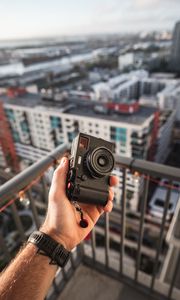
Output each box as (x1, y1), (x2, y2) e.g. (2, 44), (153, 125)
(28, 231), (70, 268)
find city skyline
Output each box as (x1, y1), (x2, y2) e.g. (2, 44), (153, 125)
(0, 0), (180, 41)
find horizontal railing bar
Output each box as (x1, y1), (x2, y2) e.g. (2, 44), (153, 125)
(115, 155), (180, 181)
(1, 149), (179, 209)
(0, 143), (69, 207)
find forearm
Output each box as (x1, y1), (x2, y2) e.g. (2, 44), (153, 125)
(0, 243), (57, 300)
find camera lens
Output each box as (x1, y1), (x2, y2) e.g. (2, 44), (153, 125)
(98, 156), (107, 167)
(86, 147), (114, 178)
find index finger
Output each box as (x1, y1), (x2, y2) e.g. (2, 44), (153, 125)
(109, 175), (119, 187)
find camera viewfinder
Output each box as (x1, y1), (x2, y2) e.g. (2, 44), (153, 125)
(79, 136), (89, 150)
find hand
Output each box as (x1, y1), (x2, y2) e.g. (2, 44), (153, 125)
(41, 156), (118, 251)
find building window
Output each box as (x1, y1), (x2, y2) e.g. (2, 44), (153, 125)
(67, 132), (76, 143)
(110, 127), (127, 143)
(120, 142), (126, 147)
(12, 131), (20, 142)
(50, 116), (62, 129)
(120, 150), (126, 154)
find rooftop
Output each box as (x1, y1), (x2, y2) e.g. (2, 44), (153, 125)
(0, 93), (42, 108)
(65, 103), (156, 125)
(0, 93), (157, 126)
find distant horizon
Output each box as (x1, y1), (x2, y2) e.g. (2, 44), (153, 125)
(0, 28), (174, 44)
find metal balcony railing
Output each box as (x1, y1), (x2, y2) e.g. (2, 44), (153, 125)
(0, 144), (180, 300)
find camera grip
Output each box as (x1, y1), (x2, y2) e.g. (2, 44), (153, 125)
(77, 186), (108, 206)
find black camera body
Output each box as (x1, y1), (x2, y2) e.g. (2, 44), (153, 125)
(66, 133), (115, 206)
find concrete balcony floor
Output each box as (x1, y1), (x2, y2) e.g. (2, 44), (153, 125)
(58, 265), (154, 300)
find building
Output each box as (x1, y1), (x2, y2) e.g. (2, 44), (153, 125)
(157, 83), (180, 121)
(118, 53), (134, 70)
(171, 21), (180, 72)
(92, 70), (148, 102)
(118, 52), (146, 71)
(91, 71), (180, 122)
(155, 110), (175, 163)
(0, 89), (175, 211)
(173, 121), (180, 144)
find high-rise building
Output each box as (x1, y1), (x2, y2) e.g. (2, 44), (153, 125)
(171, 21), (180, 72)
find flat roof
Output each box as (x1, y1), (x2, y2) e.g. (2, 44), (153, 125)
(65, 103), (156, 125)
(0, 93), (157, 125)
(0, 93), (42, 108)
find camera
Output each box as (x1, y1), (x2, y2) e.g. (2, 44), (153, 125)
(66, 132), (115, 206)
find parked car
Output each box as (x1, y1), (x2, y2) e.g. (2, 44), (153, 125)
(148, 180), (180, 221)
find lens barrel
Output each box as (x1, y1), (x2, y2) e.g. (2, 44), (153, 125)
(86, 147), (114, 178)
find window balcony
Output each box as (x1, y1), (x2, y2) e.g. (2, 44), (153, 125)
(0, 144), (179, 300)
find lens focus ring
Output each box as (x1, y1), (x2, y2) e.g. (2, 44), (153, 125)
(87, 147), (114, 178)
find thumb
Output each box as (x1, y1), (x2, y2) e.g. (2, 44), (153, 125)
(53, 157), (69, 191)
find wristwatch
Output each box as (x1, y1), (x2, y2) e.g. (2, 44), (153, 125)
(28, 231), (71, 268)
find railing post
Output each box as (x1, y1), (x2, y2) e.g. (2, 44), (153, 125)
(41, 175), (49, 204)
(91, 228), (96, 262)
(27, 189), (41, 229)
(0, 231), (11, 262)
(135, 175), (150, 281)
(150, 183), (172, 291)
(11, 202), (26, 242)
(105, 212), (110, 268)
(120, 168), (127, 275)
(168, 251), (180, 299)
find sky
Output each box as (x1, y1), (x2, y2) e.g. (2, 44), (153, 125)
(0, 0), (180, 40)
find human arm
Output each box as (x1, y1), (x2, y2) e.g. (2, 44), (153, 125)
(0, 156), (118, 300)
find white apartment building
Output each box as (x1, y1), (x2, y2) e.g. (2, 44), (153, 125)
(92, 71), (180, 122)
(0, 70), (177, 210)
(118, 53), (134, 70)
(0, 90), (175, 211)
(157, 83), (180, 120)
